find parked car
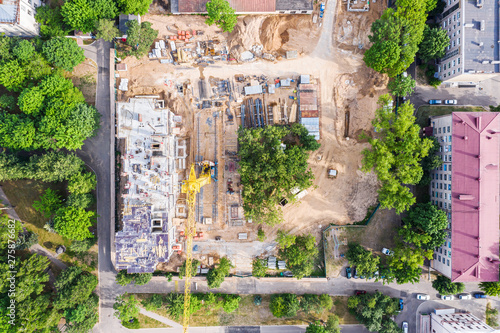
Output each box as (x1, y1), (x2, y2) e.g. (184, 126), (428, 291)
(441, 295), (455, 300)
(355, 290), (366, 296)
(402, 322), (408, 333)
(353, 267), (359, 279)
(346, 266), (352, 279)
(458, 293), (472, 300)
(474, 293), (487, 299)
(416, 294), (430, 300)
(445, 99), (457, 104)
(399, 298), (404, 311)
(382, 248), (394, 256)
(429, 99), (442, 105)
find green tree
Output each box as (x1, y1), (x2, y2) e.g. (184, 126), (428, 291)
(387, 75), (415, 97)
(164, 293), (185, 320)
(276, 230), (296, 248)
(68, 171), (97, 195)
(480, 282), (500, 296)
(18, 86), (45, 116)
(222, 294), (241, 313)
(205, 0), (238, 33)
(141, 294), (163, 311)
(252, 259), (268, 278)
(319, 294), (333, 311)
(69, 238), (96, 253)
(113, 293), (140, 323)
(433, 275), (465, 295)
(12, 40), (35, 63)
(178, 259), (199, 279)
(116, 270), (135, 286)
(67, 193), (94, 209)
(399, 202), (448, 249)
(362, 95), (433, 213)
(325, 314), (341, 333)
(64, 293), (98, 323)
(54, 271), (97, 309)
(61, 0), (117, 32)
(0, 213), (22, 249)
(239, 125), (319, 225)
(95, 19), (120, 41)
(116, 0), (153, 15)
(42, 37), (85, 72)
(15, 231), (39, 250)
(12, 293), (62, 332)
(279, 234), (318, 279)
(8, 254), (50, 303)
(300, 294), (322, 314)
(53, 206), (95, 240)
(33, 188), (63, 218)
(348, 292), (399, 332)
(36, 6), (68, 38)
(0, 95), (16, 111)
(346, 243), (380, 278)
(386, 244), (432, 284)
(30, 152), (85, 182)
(0, 60), (27, 91)
(0, 152), (26, 181)
(207, 257), (232, 289)
(133, 273), (152, 286)
(125, 21), (158, 58)
(270, 294), (300, 318)
(257, 228), (266, 241)
(418, 26), (450, 62)
(306, 322), (327, 333)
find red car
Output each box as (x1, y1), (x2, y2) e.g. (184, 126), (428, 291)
(355, 290), (366, 296)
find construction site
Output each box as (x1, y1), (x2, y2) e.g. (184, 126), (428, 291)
(113, 0), (389, 275)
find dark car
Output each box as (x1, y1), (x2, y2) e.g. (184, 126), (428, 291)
(352, 267), (358, 279)
(474, 293), (487, 299)
(346, 266), (352, 279)
(399, 298), (404, 311)
(355, 290), (366, 296)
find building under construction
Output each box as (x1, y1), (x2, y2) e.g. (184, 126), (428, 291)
(115, 97), (187, 273)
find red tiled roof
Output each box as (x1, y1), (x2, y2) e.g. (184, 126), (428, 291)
(178, 0), (275, 13)
(451, 112), (500, 282)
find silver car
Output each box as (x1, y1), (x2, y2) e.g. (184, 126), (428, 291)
(417, 293), (430, 300)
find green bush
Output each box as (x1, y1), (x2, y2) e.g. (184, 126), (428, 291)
(270, 294), (300, 318)
(15, 231), (38, 250)
(252, 259), (267, 278)
(141, 294), (163, 311)
(222, 294), (241, 313)
(122, 318), (140, 329)
(432, 275), (465, 295)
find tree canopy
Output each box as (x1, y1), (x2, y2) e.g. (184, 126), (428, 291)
(418, 26), (450, 62)
(205, 0), (238, 33)
(61, 0), (117, 32)
(207, 257), (233, 289)
(113, 293), (140, 323)
(362, 95), (433, 213)
(125, 21), (158, 58)
(53, 206), (95, 240)
(238, 124), (319, 225)
(348, 292), (399, 333)
(42, 37), (85, 72)
(386, 244), (432, 284)
(95, 18), (120, 41)
(278, 234), (318, 279)
(346, 243), (380, 278)
(387, 75), (415, 97)
(364, 0), (430, 77)
(479, 282), (500, 296)
(116, 0), (153, 15)
(399, 202), (448, 249)
(432, 275), (465, 295)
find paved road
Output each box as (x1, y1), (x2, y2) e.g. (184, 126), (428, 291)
(77, 39), (117, 333)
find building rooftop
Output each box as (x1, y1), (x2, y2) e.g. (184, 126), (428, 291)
(115, 98), (184, 273)
(450, 112), (500, 282)
(431, 308), (499, 332)
(276, 0), (313, 11)
(175, 0), (275, 13)
(462, 0), (499, 74)
(0, 1), (17, 24)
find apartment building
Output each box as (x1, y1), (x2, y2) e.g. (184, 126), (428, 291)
(429, 112), (499, 282)
(171, 0), (313, 14)
(0, 0), (42, 37)
(430, 308), (500, 333)
(436, 0), (499, 83)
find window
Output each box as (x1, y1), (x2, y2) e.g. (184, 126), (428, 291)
(449, 165), (452, 171)
(449, 135), (451, 142)
(279, 11), (285, 13)
(447, 259), (450, 266)
(452, 60), (456, 66)
(448, 241), (452, 248)
(444, 193), (447, 200)
(444, 202), (447, 209)
(448, 71), (451, 76)
(438, 255), (442, 261)
(27, 9), (32, 15)
(440, 201), (443, 208)
(448, 18), (452, 24)
(453, 14), (456, 21)
(449, 174), (452, 181)
(440, 175), (443, 181)
(439, 248), (443, 253)
(438, 127), (442, 134)
(447, 126), (450, 133)
(444, 249), (447, 256)
(458, 57), (461, 64)
(290, 11), (296, 13)
(453, 69), (455, 74)
(301, 10), (308, 13)
(444, 174), (447, 180)
(458, 37), (460, 45)
(457, 11), (460, 18)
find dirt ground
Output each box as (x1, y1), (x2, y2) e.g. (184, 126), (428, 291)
(70, 58), (97, 105)
(118, 0), (390, 271)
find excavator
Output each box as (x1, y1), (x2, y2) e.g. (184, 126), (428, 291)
(180, 161), (215, 333)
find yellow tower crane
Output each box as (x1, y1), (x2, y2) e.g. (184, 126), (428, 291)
(180, 162), (213, 333)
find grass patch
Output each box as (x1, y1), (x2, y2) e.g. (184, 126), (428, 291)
(132, 294), (357, 326)
(1, 179), (70, 251)
(415, 105), (485, 128)
(136, 313), (170, 329)
(486, 302), (499, 328)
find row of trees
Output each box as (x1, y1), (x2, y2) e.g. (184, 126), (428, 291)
(0, 213), (99, 332)
(113, 292), (243, 328)
(0, 36), (99, 151)
(238, 124), (320, 225)
(270, 293), (333, 318)
(362, 95), (433, 213)
(36, 0), (153, 38)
